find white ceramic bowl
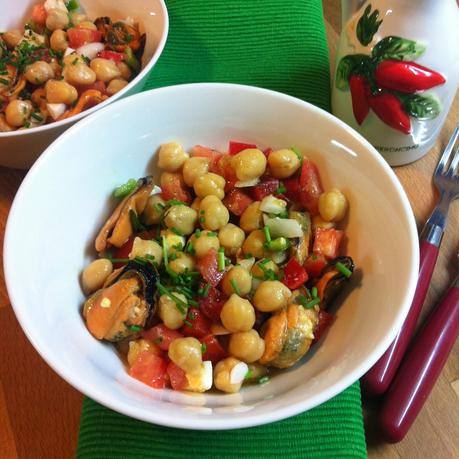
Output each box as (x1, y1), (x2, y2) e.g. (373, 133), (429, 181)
(4, 83), (419, 430)
(0, 0), (168, 169)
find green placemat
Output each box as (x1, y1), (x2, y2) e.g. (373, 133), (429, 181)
(77, 1), (366, 457)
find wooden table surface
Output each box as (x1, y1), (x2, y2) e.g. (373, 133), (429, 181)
(1, 3), (458, 458)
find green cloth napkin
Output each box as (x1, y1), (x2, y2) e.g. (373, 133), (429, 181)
(77, 1), (367, 457)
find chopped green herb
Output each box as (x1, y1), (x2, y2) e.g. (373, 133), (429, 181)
(107, 257), (130, 264)
(154, 202), (165, 212)
(311, 287), (318, 298)
(113, 178), (137, 198)
(201, 343), (207, 354)
(335, 261), (353, 278)
(171, 227), (184, 236)
(172, 243), (184, 251)
(206, 231), (217, 237)
(263, 225), (272, 244)
(276, 182), (286, 194)
(244, 369), (254, 380)
(152, 337), (163, 345)
(290, 147), (303, 165)
(156, 281), (188, 314)
(129, 209), (145, 232)
(218, 248), (225, 272)
(165, 199), (186, 206)
(185, 241), (195, 255)
(169, 252), (177, 261)
(198, 283), (211, 297)
(258, 376), (269, 385)
(189, 310), (197, 321)
(65, 0), (79, 10)
(266, 237), (290, 252)
(199, 216), (205, 224)
(0, 78), (9, 85)
(30, 112), (43, 121)
(127, 324), (142, 332)
(184, 320), (193, 328)
(230, 279), (241, 295)
(72, 57), (79, 65)
(304, 297), (320, 309)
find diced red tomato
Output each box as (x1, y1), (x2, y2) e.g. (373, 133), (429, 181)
(166, 362), (188, 390)
(303, 254), (328, 278)
(197, 248), (225, 287)
(283, 176), (301, 202)
(200, 335), (227, 364)
(128, 351), (168, 389)
(67, 28), (103, 49)
(31, 4), (47, 25)
(160, 174), (192, 204)
(251, 178), (280, 201)
(298, 159), (323, 215)
(223, 189), (253, 216)
(282, 258), (309, 289)
(312, 310), (334, 344)
(215, 155), (238, 191)
(181, 308), (211, 338)
(75, 80), (106, 96)
(97, 50), (125, 63)
(198, 285), (226, 322)
(112, 235), (135, 267)
(228, 141), (257, 155)
(142, 324), (183, 351)
(313, 228), (344, 260)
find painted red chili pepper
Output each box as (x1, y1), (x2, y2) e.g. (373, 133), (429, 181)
(369, 92), (411, 134)
(349, 75), (370, 125)
(375, 60), (446, 93)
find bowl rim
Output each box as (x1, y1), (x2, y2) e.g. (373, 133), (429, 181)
(4, 82), (420, 430)
(0, 0), (169, 138)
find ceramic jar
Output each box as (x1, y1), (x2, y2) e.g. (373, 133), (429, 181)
(332, 0), (459, 166)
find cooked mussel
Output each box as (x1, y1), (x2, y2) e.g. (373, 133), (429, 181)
(95, 176), (154, 252)
(260, 303), (318, 369)
(83, 260), (158, 342)
(289, 211), (312, 265)
(315, 256), (354, 308)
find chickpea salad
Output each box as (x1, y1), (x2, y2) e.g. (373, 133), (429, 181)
(0, 0), (145, 131)
(82, 141), (355, 394)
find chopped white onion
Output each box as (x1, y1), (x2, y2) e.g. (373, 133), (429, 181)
(46, 103), (66, 120)
(44, 0), (67, 13)
(237, 256), (255, 272)
(77, 42), (105, 60)
(265, 217), (303, 238)
(64, 47), (76, 56)
(121, 17), (135, 27)
(271, 250), (288, 264)
(235, 178), (260, 188)
(230, 361), (249, 385)
(259, 195), (287, 214)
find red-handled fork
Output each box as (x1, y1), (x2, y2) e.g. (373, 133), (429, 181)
(361, 124), (459, 396)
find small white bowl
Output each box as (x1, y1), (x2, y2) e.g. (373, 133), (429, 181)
(0, 0), (168, 169)
(4, 83), (419, 430)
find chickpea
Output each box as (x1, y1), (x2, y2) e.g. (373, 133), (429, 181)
(253, 280), (291, 312)
(63, 63), (96, 86)
(194, 172), (225, 199)
(24, 61), (55, 85)
(128, 237), (163, 264)
(117, 62), (132, 81)
(189, 229), (220, 258)
(106, 78), (129, 96)
(127, 339), (158, 366)
(164, 205), (197, 235)
(191, 197), (201, 213)
(268, 149), (301, 179)
(199, 195), (229, 231)
(69, 12), (87, 25)
(169, 252), (196, 274)
(318, 188), (348, 222)
(3, 30), (22, 48)
(141, 194), (165, 225)
(168, 337), (202, 375)
(214, 357), (246, 393)
(90, 58), (122, 82)
(46, 8), (69, 32)
(231, 148), (267, 181)
(63, 53), (86, 66)
(251, 259), (279, 279)
(76, 21), (97, 31)
(50, 29), (68, 52)
(45, 79), (78, 104)
(81, 258), (113, 294)
(312, 215), (336, 231)
(158, 142), (189, 172)
(161, 229), (186, 254)
(158, 293), (187, 330)
(222, 266), (252, 297)
(183, 157), (210, 187)
(220, 294), (255, 332)
(218, 223), (245, 256)
(5, 100), (32, 127)
(229, 330), (265, 363)
(242, 229), (266, 259)
(0, 115), (13, 132)
(239, 201), (263, 233)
